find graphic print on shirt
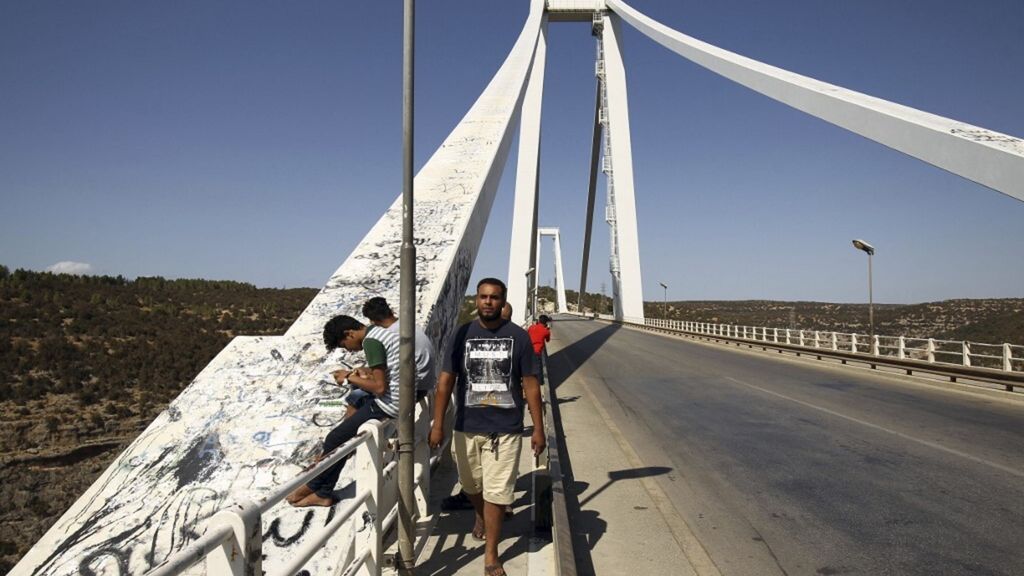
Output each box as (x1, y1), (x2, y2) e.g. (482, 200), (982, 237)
(464, 337), (516, 409)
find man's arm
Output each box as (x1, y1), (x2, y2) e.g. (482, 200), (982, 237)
(522, 374), (546, 456)
(348, 366), (387, 396)
(429, 371), (455, 449)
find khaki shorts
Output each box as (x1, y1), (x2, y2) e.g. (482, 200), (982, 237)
(452, 431), (521, 506)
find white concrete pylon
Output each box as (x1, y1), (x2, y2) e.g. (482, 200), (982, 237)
(537, 227), (569, 313)
(507, 16), (549, 326)
(601, 13), (645, 321)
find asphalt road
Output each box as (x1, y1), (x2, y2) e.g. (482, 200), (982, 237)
(547, 316), (1024, 576)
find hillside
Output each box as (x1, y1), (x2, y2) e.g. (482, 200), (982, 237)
(639, 299), (1024, 345)
(0, 266), (317, 571)
(548, 287), (1023, 345)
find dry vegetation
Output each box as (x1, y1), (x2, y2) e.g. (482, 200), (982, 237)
(0, 266), (316, 572)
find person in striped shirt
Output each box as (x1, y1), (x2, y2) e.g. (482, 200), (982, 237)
(288, 314), (399, 507)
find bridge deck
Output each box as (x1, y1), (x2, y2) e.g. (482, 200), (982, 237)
(543, 315), (1024, 576)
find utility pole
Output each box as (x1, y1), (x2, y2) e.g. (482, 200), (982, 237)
(397, 0), (416, 573)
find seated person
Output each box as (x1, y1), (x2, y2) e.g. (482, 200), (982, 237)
(288, 315), (400, 507)
(361, 296), (437, 400)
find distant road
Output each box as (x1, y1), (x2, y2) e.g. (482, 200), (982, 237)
(547, 316), (1024, 576)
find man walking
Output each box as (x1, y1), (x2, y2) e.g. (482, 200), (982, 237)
(527, 314), (551, 373)
(430, 278), (545, 576)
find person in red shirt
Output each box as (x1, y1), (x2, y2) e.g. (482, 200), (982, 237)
(527, 315), (551, 372)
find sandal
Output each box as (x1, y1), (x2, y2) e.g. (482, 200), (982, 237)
(484, 564), (507, 576)
(442, 491), (474, 511)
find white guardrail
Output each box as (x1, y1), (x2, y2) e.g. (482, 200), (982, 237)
(638, 318), (1024, 373)
(145, 398), (439, 576)
(582, 313), (1024, 391)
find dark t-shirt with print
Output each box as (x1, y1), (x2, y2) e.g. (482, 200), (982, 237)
(442, 319), (538, 434)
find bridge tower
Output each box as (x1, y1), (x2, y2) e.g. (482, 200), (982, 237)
(534, 227), (569, 315)
(508, 1), (645, 324)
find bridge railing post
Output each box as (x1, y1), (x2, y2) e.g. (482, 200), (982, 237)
(414, 396), (431, 519)
(1004, 343), (1013, 372)
(785, 329), (791, 345)
(963, 341), (972, 367)
(831, 332), (838, 351)
(798, 330), (804, 347)
(898, 336), (906, 360)
(927, 338), (936, 363)
(872, 335), (880, 357)
(205, 499), (263, 576)
(814, 331), (820, 348)
(354, 422), (385, 576)
(851, 333), (858, 354)
(773, 328), (778, 343)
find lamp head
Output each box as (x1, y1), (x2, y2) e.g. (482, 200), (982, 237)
(659, 282), (668, 289)
(852, 239), (875, 255)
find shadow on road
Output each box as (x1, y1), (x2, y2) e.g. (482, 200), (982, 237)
(544, 322), (623, 575)
(578, 466), (673, 508)
(547, 321), (620, 390)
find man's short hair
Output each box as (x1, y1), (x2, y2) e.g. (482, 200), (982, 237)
(323, 315), (364, 351)
(362, 297), (394, 323)
(539, 315), (551, 324)
(476, 277), (507, 298)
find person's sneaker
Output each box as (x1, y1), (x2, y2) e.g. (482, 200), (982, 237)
(441, 491), (473, 511)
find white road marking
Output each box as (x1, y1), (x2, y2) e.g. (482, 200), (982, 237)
(722, 375), (1024, 480)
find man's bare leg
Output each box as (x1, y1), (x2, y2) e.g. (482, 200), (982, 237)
(291, 493), (335, 507)
(483, 500), (505, 570)
(286, 484), (314, 504)
(467, 491), (486, 540)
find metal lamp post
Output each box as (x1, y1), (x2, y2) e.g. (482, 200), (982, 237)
(525, 267), (536, 322)
(851, 239), (875, 344)
(397, 1), (415, 572)
(658, 282), (668, 319)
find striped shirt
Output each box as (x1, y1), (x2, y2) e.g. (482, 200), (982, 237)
(366, 325), (401, 417)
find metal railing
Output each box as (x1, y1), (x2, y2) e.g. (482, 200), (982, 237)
(579, 314), (1024, 392)
(145, 398), (438, 576)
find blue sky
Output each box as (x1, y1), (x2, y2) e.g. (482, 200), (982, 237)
(1, 0), (1022, 303)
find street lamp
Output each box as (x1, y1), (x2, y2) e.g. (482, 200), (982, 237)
(525, 267), (536, 321)
(658, 282), (668, 319)
(851, 239), (875, 343)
